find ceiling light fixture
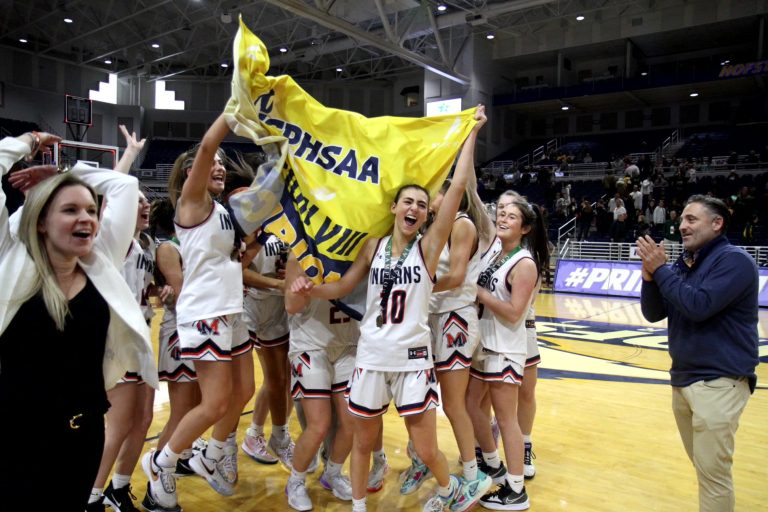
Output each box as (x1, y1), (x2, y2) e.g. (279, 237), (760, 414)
(576, 15), (585, 21)
(280, 47), (288, 53)
(19, 38), (27, 43)
(104, 59), (112, 64)
(221, 63), (229, 68)
(336, 67), (343, 72)
(64, 17), (73, 23)
(689, 92), (699, 97)
(486, 33), (495, 40)
(437, 4), (447, 11)
(151, 43), (160, 48)
(720, 59), (730, 65)
(640, 71), (648, 76)
(561, 105), (570, 111)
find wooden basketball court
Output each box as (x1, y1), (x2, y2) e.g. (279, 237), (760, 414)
(131, 291), (767, 511)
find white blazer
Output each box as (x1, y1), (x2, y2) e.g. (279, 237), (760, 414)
(0, 137), (158, 390)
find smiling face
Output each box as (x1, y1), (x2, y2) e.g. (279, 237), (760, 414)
(680, 202), (722, 253)
(391, 186), (429, 237)
(38, 184), (99, 260)
(495, 203), (530, 245)
(207, 153), (226, 195)
(136, 192), (150, 232)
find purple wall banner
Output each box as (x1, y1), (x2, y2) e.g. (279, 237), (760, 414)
(555, 259), (768, 307)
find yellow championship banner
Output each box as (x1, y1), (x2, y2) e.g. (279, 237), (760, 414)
(226, 17), (477, 286)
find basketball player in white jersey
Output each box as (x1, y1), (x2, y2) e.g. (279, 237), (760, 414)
(291, 105), (488, 512)
(467, 199), (548, 511)
(281, 253), (360, 510)
(141, 115), (253, 509)
(87, 127), (159, 512)
(240, 229), (294, 468)
(495, 192), (545, 480)
(400, 179), (494, 503)
(147, 198), (201, 487)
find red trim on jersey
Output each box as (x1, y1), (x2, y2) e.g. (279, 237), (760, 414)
(416, 239), (436, 283)
(174, 202), (216, 230)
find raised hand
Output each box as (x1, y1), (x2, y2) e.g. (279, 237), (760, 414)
(119, 124), (146, 153)
(472, 104), (487, 131)
(8, 164), (59, 193)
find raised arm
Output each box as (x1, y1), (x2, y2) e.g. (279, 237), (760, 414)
(71, 163), (139, 268)
(432, 217), (477, 293)
(178, 115), (230, 225)
(291, 237), (378, 301)
(113, 125), (147, 174)
(422, 105), (486, 274)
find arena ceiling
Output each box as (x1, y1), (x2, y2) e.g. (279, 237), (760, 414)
(2, 0), (748, 85)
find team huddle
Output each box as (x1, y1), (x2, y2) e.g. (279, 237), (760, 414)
(0, 105), (552, 512)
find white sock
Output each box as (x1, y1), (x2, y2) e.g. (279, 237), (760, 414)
(506, 473), (524, 493)
(249, 424), (264, 436)
(523, 435), (532, 445)
(273, 424), (289, 442)
(437, 477), (456, 498)
(325, 460), (343, 476)
(206, 437), (226, 461)
(462, 459), (478, 481)
(482, 450), (501, 469)
(352, 497), (367, 512)
(290, 469), (307, 481)
(180, 448), (194, 460)
(88, 489), (103, 503)
(226, 431), (237, 446)
(156, 446), (180, 468)
(111, 473), (131, 489)
(373, 449), (387, 463)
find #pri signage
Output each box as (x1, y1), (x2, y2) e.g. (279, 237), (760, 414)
(719, 60), (768, 78)
(555, 259), (768, 307)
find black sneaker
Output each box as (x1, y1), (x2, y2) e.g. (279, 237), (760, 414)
(478, 460), (508, 485)
(103, 482), (140, 512)
(174, 457), (196, 478)
(523, 443), (536, 480)
(86, 496), (105, 512)
(141, 482), (183, 512)
(479, 482), (529, 510)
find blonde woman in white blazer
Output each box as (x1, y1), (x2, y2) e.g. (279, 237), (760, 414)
(0, 133), (156, 510)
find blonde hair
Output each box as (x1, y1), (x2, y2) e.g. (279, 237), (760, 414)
(437, 180), (494, 248)
(17, 173), (97, 331)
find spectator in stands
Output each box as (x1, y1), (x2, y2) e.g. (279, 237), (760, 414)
(603, 170), (617, 197)
(577, 198), (594, 241)
(742, 214), (758, 244)
(595, 199), (612, 235)
(630, 185), (643, 213)
(663, 210), (682, 245)
(637, 195), (758, 512)
(554, 192), (567, 220)
(608, 192), (621, 213)
(583, 152), (592, 164)
(639, 155), (653, 178)
(624, 158), (640, 180)
(634, 213), (651, 239)
(653, 199), (667, 226)
(641, 176), (653, 210)
(613, 198), (627, 221)
(646, 199), (657, 226)
(653, 172), (668, 198)
(610, 210), (629, 258)
(727, 151), (738, 170)
(746, 150), (758, 166)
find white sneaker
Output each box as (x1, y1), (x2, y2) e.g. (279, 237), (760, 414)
(141, 450), (178, 510)
(367, 453), (389, 492)
(285, 475), (313, 511)
(189, 450), (235, 496)
(242, 427), (278, 464)
(268, 434), (295, 471)
(192, 437), (207, 453)
(320, 471), (353, 501)
(222, 442), (238, 485)
(523, 443), (536, 479)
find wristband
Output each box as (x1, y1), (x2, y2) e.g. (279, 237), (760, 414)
(27, 131), (41, 156)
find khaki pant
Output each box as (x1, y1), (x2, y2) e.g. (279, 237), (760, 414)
(672, 377), (751, 512)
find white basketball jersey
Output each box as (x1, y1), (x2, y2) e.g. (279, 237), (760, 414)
(481, 236), (502, 267)
(157, 239), (181, 338)
(121, 235), (155, 321)
(175, 201), (243, 324)
(247, 232), (286, 299)
(357, 236), (435, 371)
(478, 247), (535, 365)
(430, 214), (481, 314)
(288, 298), (359, 356)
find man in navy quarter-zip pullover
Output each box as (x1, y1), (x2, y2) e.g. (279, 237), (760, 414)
(636, 195), (758, 512)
